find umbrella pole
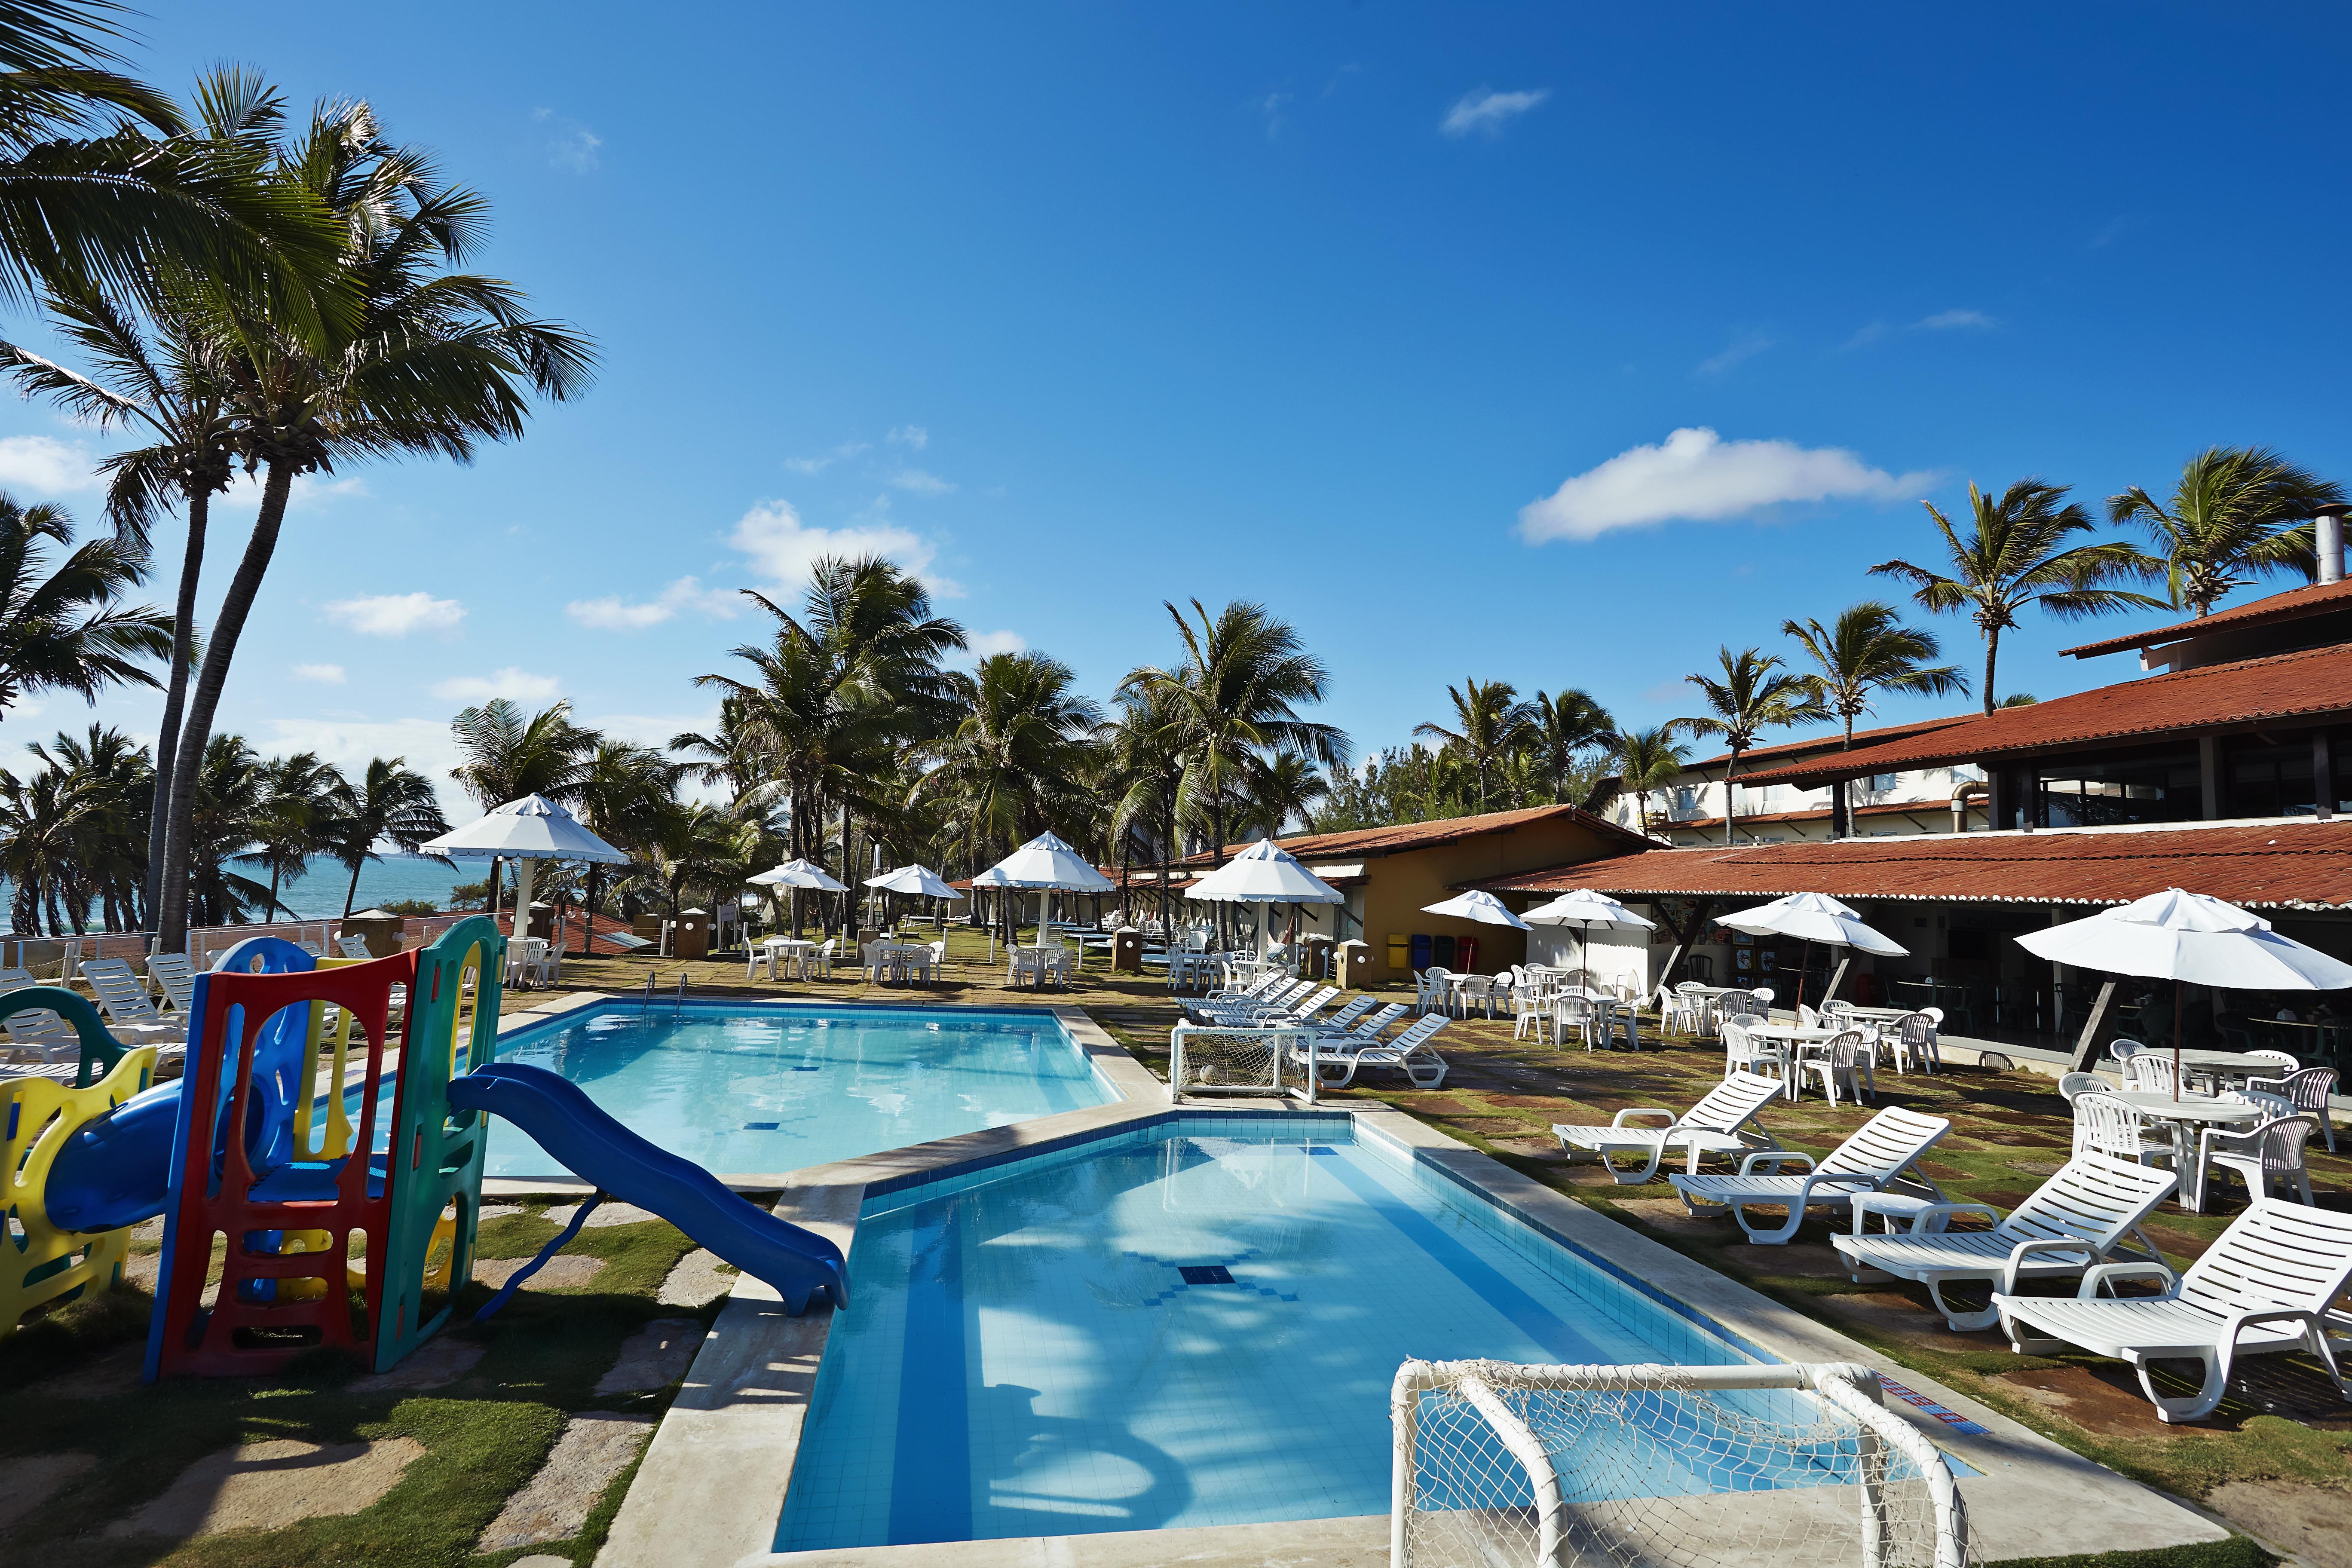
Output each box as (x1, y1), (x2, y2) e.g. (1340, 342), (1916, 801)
(2174, 978), (2185, 1102)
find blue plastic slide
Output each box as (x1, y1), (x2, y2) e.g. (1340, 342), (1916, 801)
(446, 1062), (849, 1314)
(42, 1077), (181, 1234)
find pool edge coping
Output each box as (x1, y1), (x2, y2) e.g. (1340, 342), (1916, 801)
(596, 1054), (2231, 1568)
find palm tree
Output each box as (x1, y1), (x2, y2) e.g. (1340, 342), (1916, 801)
(1098, 686), (1187, 926)
(0, 490), (170, 722)
(1674, 648), (1828, 846)
(1412, 678), (1531, 813)
(2108, 446), (2345, 617)
(1121, 599), (1348, 869)
(183, 732), (270, 927)
(0, 757), (97, 932)
(447, 697), (596, 919)
(919, 650), (1103, 867)
(1604, 726), (1690, 839)
(0, 34), (345, 334)
(22, 722), (148, 928)
(572, 739), (680, 950)
(1241, 753), (1330, 838)
(1781, 602), (1970, 835)
(0, 279), (239, 922)
(1522, 688), (1614, 805)
(1871, 480), (2159, 713)
(323, 756), (451, 917)
(249, 750), (341, 918)
(153, 98), (594, 950)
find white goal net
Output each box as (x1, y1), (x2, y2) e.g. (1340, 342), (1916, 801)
(1393, 1360), (1972, 1568)
(1167, 1024), (1318, 1104)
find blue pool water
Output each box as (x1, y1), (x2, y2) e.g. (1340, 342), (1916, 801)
(774, 1117), (1771, 1550)
(484, 1002), (1109, 1179)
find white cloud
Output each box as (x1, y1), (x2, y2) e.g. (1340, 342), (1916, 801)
(533, 107), (601, 173)
(565, 575), (742, 631)
(324, 591), (466, 637)
(1259, 89), (1292, 138)
(293, 662), (346, 685)
(429, 667), (560, 704)
(1697, 330), (1776, 377)
(887, 426), (928, 450)
(0, 434), (97, 494)
(255, 716), (466, 814)
(1919, 309), (1995, 331)
(727, 497), (962, 597)
(1845, 310), (1997, 350)
(965, 630), (1028, 659)
(1517, 427), (1936, 543)
(783, 440), (869, 476)
(1441, 86), (1549, 138)
(888, 467), (956, 496)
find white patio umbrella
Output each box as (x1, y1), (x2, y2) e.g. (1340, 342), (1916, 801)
(2018, 888), (2352, 1099)
(1719, 891), (1908, 1012)
(977, 832), (1115, 952)
(1185, 839), (1344, 955)
(749, 857), (849, 937)
(421, 794), (629, 965)
(1523, 888), (1657, 983)
(863, 863), (963, 931)
(1422, 890), (1532, 930)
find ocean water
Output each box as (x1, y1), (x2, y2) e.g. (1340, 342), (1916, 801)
(2, 854), (476, 925)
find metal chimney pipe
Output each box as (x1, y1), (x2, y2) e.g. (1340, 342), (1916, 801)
(2317, 504), (2349, 586)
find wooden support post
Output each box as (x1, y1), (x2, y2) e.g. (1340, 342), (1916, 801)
(2069, 978), (2118, 1072)
(1824, 956), (1851, 1004)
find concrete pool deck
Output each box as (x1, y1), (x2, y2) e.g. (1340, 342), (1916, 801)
(591, 1003), (2232, 1568)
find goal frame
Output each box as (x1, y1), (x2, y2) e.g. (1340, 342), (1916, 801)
(1167, 1024), (1320, 1105)
(1390, 1358), (1969, 1568)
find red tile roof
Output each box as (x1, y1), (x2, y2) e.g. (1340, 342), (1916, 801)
(1739, 643), (2352, 788)
(1174, 802), (1651, 867)
(1475, 819), (2352, 911)
(2061, 578), (2352, 660)
(1678, 714), (1976, 771)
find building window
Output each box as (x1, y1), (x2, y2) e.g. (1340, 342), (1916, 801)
(2035, 748), (2201, 828)
(1870, 773), (1898, 792)
(1675, 785), (1696, 812)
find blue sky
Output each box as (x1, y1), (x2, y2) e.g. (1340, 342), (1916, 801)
(5, 2), (2349, 802)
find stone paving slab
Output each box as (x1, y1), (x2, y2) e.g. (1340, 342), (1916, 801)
(348, 1334), (486, 1392)
(477, 1412), (653, 1551)
(658, 1247), (738, 1307)
(106, 1436), (427, 1538)
(597, 1317), (705, 1394)
(474, 1254), (606, 1291)
(543, 1200), (660, 1228)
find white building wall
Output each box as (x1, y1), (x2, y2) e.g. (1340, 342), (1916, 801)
(1607, 758), (1987, 845)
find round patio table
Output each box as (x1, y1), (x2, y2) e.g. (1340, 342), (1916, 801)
(2112, 1090), (2262, 1198)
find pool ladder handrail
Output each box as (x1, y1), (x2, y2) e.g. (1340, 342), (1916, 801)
(637, 970), (690, 1016)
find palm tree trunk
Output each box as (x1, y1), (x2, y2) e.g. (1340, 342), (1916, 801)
(1981, 627), (2000, 715)
(1724, 752), (1741, 848)
(144, 488), (210, 929)
(343, 858), (363, 917)
(158, 462), (292, 950)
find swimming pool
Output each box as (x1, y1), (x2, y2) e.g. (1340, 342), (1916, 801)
(484, 1002), (1112, 1179)
(773, 1116), (1769, 1551)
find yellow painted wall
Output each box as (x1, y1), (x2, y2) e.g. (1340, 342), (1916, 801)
(1336, 818), (1634, 981)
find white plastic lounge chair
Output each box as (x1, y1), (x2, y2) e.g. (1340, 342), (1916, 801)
(145, 952), (196, 1014)
(336, 933), (375, 960)
(1286, 1005), (1413, 1085)
(1832, 1154), (2177, 1330)
(0, 968), (77, 1060)
(1994, 1198), (2352, 1422)
(1309, 1014), (1451, 1089)
(77, 957), (187, 1044)
(1551, 1071), (1784, 1185)
(1311, 995), (1381, 1035)
(1668, 1106), (1952, 1245)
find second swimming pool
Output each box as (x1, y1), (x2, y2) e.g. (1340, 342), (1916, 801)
(484, 1001), (1111, 1179)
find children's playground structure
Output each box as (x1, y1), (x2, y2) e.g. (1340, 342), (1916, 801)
(1, 916), (847, 1378)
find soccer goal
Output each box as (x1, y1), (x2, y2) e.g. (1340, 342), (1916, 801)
(1391, 1359), (1972, 1568)
(1167, 1024), (1320, 1104)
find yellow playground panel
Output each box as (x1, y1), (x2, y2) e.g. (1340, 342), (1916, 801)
(1, 1045), (158, 1335)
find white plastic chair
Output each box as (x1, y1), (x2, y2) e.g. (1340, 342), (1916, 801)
(1721, 1013), (1787, 1092)
(808, 937), (837, 979)
(2122, 1053), (2177, 1095)
(2193, 1113), (2317, 1212)
(2057, 1071), (2107, 1103)
(1511, 983), (1553, 1044)
(2250, 1065), (2338, 1152)
(2071, 1092), (2168, 1169)
(1796, 1029), (1873, 1108)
